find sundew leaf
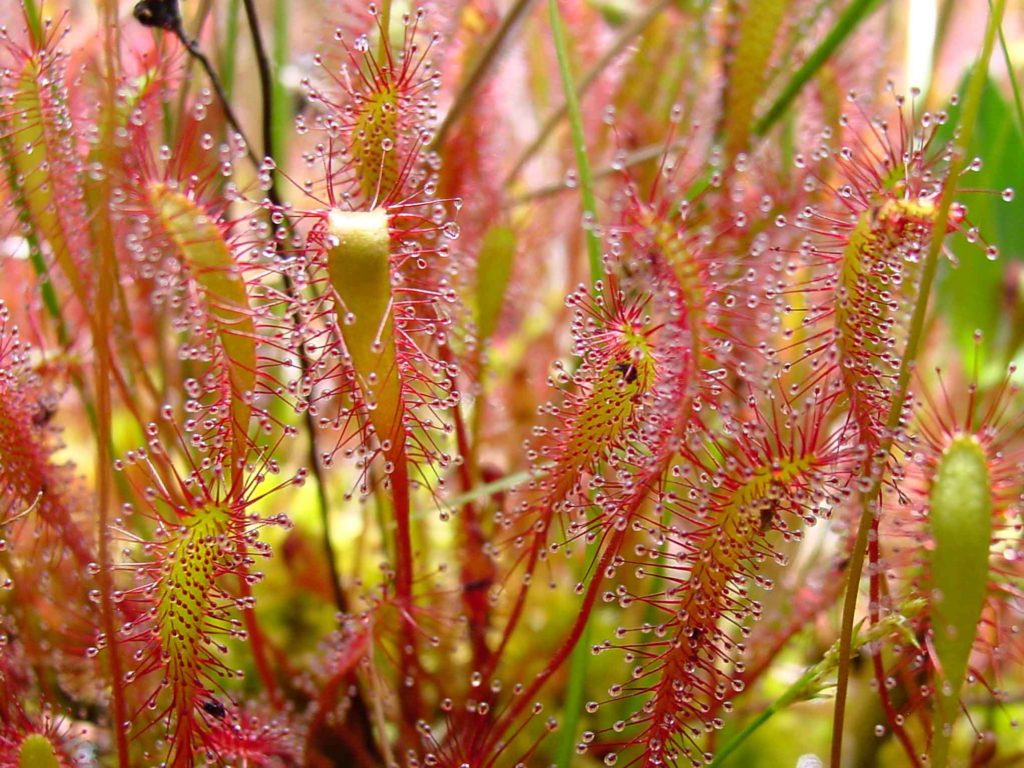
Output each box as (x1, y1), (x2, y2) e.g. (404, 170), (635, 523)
(835, 198), (937, 446)
(754, 0), (882, 137)
(325, 208), (405, 452)
(6, 58), (88, 305)
(18, 734), (60, 768)
(147, 183), (257, 450)
(935, 77), (1024, 374)
(352, 84), (401, 202)
(157, 503), (233, 703)
(475, 225), (516, 343)
(722, 0), (788, 158)
(929, 435), (992, 767)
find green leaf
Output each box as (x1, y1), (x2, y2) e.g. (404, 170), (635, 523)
(19, 734), (61, 768)
(929, 436), (993, 768)
(935, 77), (1024, 372)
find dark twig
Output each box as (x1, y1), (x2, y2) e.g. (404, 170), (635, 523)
(237, 0), (350, 621)
(239, 0), (276, 167)
(176, 33), (257, 164)
(134, 0), (259, 166)
(237, 1), (381, 759)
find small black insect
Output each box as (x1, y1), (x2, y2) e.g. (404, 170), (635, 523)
(614, 362), (639, 384)
(759, 498), (780, 534)
(462, 577), (492, 593)
(31, 402), (56, 427)
(133, 0), (181, 32)
(201, 699), (226, 720)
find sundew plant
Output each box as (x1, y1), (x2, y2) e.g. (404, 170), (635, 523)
(0, 0), (1023, 766)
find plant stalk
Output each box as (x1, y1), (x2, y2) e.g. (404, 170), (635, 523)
(829, 2), (1007, 764)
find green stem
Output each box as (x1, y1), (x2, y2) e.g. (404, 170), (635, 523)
(271, 0), (290, 164)
(994, 1), (1024, 131)
(711, 669), (815, 767)
(505, 0), (674, 188)
(548, 0), (603, 286)
(22, 0), (44, 48)
(829, 2), (1007, 765)
(220, 0), (241, 100)
(754, 0), (881, 138)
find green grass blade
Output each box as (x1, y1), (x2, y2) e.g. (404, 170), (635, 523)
(994, 2), (1024, 130)
(755, 0), (881, 138)
(271, 0), (289, 164)
(549, 0), (604, 286)
(22, 0), (44, 47)
(555, 613), (592, 767)
(442, 470), (532, 510)
(221, 0), (242, 100)
(548, 3), (603, 750)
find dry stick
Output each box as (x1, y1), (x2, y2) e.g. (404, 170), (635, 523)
(152, 0), (350, 705)
(239, 0), (275, 162)
(828, 2), (1006, 763)
(171, 0), (214, 142)
(430, 0), (535, 150)
(501, 0), (676, 188)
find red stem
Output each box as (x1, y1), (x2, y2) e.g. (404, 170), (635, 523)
(95, 4), (130, 757)
(482, 527), (627, 766)
(450, 397), (495, 671)
(237, 569), (282, 706)
(387, 445), (424, 735)
(868, 524), (921, 767)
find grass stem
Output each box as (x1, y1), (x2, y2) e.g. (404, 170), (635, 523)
(829, 2), (1007, 764)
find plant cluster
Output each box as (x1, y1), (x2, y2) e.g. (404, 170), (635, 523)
(0, 0), (1022, 766)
